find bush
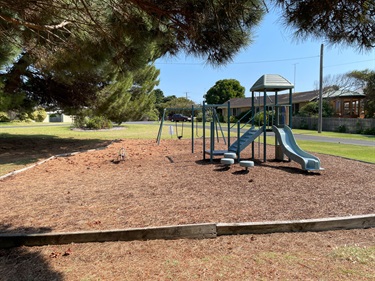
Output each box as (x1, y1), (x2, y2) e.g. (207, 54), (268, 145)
(337, 125), (347, 133)
(195, 112), (203, 122)
(299, 119), (309, 130)
(85, 116), (113, 130)
(355, 121), (363, 134)
(73, 115), (88, 128)
(229, 115), (237, 123)
(143, 110), (159, 121)
(236, 111), (251, 123)
(0, 112), (10, 122)
(254, 111), (274, 126)
(31, 108), (47, 122)
(362, 127), (375, 135)
(17, 112), (29, 121)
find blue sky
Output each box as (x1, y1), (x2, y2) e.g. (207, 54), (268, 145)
(155, 9), (375, 104)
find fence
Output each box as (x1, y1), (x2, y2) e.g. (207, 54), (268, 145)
(292, 117), (375, 134)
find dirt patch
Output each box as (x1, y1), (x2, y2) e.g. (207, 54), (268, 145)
(0, 138), (374, 280)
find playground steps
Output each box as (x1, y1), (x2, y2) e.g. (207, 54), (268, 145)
(229, 126), (263, 153)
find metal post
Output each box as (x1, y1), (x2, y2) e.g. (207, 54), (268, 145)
(289, 88), (293, 128)
(237, 121), (241, 162)
(263, 91), (267, 162)
(156, 108), (166, 144)
(210, 121), (214, 163)
(227, 100), (230, 150)
(191, 105), (194, 153)
(203, 101), (206, 160)
(251, 91), (255, 159)
(275, 91), (279, 126)
(318, 43), (324, 133)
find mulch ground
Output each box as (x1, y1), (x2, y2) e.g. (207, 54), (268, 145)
(1, 138), (374, 233)
(0, 138), (374, 280)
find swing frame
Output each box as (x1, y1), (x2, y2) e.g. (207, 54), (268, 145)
(156, 102), (232, 156)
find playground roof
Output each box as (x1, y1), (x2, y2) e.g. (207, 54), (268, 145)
(250, 74), (294, 92)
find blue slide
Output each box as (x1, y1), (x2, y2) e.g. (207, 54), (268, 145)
(272, 125), (324, 171)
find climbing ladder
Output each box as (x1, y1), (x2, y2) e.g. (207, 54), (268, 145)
(228, 126), (263, 157)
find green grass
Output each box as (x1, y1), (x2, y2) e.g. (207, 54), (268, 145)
(296, 140), (375, 163)
(0, 123), (162, 140)
(0, 123), (374, 168)
(292, 129), (375, 141)
(331, 245), (375, 265)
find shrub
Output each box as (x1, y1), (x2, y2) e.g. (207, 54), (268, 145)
(299, 119), (309, 130)
(73, 115), (88, 128)
(229, 115), (237, 123)
(362, 127), (375, 135)
(355, 121), (363, 134)
(236, 111), (251, 123)
(85, 116), (113, 130)
(337, 125), (347, 133)
(143, 110), (159, 121)
(254, 111), (274, 126)
(195, 112), (203, 122)
(0, 112), (10, 122)
(31, 108), (47, 122)
(17, 112), (29, 121)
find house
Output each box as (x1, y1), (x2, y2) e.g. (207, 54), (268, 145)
(220, 89), (366, 118)
(311, 89), (366, 118)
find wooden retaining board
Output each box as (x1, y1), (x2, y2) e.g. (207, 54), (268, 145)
(0, 223), (217, 249)
(217, 214), (375, 236)
(1, 214), (374, 248)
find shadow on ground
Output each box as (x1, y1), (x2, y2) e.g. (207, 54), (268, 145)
(0, 224), (63, 281)
(0, 134), (112, 167)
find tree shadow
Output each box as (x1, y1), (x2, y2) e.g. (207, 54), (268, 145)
(0, 224), (63, 281)
(0, 133), (112, 167)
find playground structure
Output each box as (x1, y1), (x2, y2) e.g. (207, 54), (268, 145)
(157, 74), (323, 171)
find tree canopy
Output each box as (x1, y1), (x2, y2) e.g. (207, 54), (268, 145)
(1, 0), (375, 120)
(0, 0), (265, 69)
(205, 79), (245, 105)
(273, 0), (375, 50)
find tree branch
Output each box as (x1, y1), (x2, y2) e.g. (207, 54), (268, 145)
(0, 14), (70, 31)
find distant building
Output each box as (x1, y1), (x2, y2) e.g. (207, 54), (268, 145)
(43, 112), (74, 123)
(220, 89), (366, 118)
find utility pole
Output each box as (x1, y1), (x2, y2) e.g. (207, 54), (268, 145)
(293, 63), (298, 93)
(318, 44), (324, 133)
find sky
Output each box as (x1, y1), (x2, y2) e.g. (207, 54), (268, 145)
(154, 8), (375, 104)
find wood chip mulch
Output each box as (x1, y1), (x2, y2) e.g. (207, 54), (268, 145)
(0, 139), (374, 234)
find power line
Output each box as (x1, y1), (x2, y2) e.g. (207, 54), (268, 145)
(324, 59), (375, 68)
(155, 55), (319, 65)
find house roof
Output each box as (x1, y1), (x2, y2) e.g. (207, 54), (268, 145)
(321, 90), (365, 99)
(219, 89), (365, 108)
(250, 74), (294, 92)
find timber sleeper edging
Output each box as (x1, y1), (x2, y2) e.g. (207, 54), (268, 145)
(0, 214), (374, 249)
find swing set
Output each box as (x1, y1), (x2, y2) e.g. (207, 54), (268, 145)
(156, 102), (231, 154)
